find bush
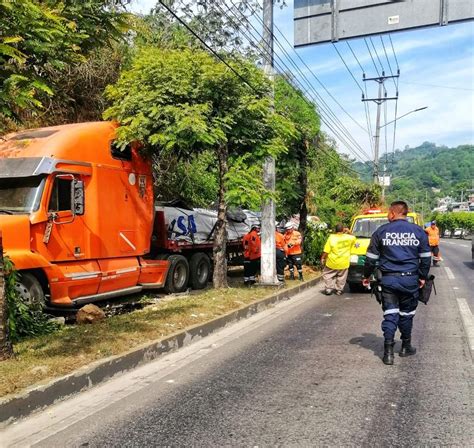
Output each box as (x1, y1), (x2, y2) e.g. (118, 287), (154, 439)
(303, 221), (329, 267)
(3, 257), (59, 343)
(432, 212), (474, 235)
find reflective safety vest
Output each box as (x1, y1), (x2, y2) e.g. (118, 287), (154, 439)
(284, 229), (302, 255)
(243, 230), (261, 260)
(275, 231), (288, 256)
(425, 226), (440, 246)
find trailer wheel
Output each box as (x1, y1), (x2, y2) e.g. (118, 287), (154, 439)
(14, 272), (45, 310)
(189, 253), (211, 290)
(164, 255), (189, 294)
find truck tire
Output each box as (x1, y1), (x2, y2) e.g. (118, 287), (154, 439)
(164, 255), (189, 294)
(14, 272), (46, 310)
(189, 253), (211, 290)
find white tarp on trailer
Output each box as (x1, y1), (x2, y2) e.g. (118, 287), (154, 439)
(156, 206), (260, 244)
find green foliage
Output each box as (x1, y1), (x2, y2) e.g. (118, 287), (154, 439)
(3, 258), (59, 343)
(104, 46), (293, 206)
(303, 221), (329, 267)
(353, 143), (474, 210)
(432, 212), (474, 233)
(0, 0), (130, 129)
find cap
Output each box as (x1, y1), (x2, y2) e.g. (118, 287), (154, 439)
(431, 220), (436, 225)
(284, 222), (294, 230)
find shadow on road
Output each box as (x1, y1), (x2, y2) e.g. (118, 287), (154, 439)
(462, 261), (473, 270)
(349, 333), (386, 359)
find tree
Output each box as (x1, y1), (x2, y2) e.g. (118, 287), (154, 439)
(274, 76), (320, 233)
(104, 46), (292, 288)
(0, 0), (130, 130)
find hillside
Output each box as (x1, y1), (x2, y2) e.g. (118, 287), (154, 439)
(353, 142), (474, 212)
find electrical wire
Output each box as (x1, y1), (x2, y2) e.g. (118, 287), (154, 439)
(220, 1), (371, 161)
(364, 37), (380, 77)
(160, 1), (366, 172)
(369, 37), (385, 74)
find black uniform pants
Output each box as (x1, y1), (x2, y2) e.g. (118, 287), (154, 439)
(381, 276), (419, 341)
(287, 254), (303, 276)
(244, 257), (260, 283)
(276, 249), (286, 282)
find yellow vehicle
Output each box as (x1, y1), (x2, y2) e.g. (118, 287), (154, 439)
(347, 209), (424, 291)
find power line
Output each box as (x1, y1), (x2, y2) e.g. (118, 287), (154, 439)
(221, 1), (371, 161)
(364, 37), (380, 77)
(369, 37), (385, 74)
(160, 1), (367, 172)
(380, 35), (398, 90)
(346, 40), (366, 74)
(388, 34), (400, 71)
(157, 0), (260, 94)
(332, 43), (364, 93)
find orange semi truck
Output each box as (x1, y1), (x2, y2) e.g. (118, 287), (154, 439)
(0, 122), (243, 309)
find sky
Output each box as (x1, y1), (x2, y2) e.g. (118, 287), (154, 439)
(130, 0), (474, 163)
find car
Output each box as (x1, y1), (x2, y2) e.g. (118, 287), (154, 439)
(453, 228), (463, 238)
(347, 209), (424, 292)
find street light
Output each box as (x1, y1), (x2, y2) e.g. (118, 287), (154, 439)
(379, 106), (428, 129)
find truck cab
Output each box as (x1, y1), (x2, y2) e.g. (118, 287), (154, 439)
(347, 209), (423, 291)
(0, 122), (169, 308)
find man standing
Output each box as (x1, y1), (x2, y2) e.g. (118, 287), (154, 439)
(425, 220), (441, 266)
(284, 222), (304, 281)
(242, 224), (261, 286)
(275, 227), (288, 284)
(362, 201), (431, 365)
(320, 224), (356, 296)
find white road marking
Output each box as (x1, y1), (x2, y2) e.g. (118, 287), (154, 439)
(456, 298), (474, 358)
(444, 266), (455, 280)
(453, 287), (460, 290)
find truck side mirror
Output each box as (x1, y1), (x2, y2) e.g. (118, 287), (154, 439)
(73, 179), (85, 216)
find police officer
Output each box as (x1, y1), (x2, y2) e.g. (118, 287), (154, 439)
(362, 201), (431, 365)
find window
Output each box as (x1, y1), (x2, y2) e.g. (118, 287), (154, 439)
(49, 177), (73, 212)
(111, 141), (132, 161)
(0, 176), (45, 213)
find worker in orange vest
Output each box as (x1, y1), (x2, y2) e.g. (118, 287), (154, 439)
(275, 226), (288, 283)
(242, 224), (261, 285)
(425, 220), (441, 266)
(284, 222), (303, 281)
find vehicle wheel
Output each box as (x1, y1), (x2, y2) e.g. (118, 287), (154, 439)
(164, 255), (189, 294)
(189, 253), (211, 290)
(348, 282), (362, 293)
(14, 272), (46, 310)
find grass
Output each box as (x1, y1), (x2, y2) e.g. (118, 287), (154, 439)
(0, 268), (319, 398)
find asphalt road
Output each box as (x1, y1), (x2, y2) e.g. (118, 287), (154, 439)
(3, 247), (473, 447)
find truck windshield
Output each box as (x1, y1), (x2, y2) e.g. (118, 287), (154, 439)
(0, 176), (45, 214)
(352, 216), (415, 238)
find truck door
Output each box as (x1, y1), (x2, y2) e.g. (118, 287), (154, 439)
(45, 174), (86, 261)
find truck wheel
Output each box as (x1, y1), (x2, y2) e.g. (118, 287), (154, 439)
(189, 253), (211, 290)
(14, 272), (45, 310)
(164, 255), (189, 294)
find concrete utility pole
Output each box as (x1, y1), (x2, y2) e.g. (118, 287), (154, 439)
(260, 0), (278, 285)
(362, 72), (399, 196)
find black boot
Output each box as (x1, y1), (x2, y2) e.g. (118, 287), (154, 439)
(298, 272), (304, 281)
(399, 338), (416, 357)
(383, 340), (395, 365)
(289, 272), (295, 280)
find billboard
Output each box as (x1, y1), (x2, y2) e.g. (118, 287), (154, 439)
(294, 0), (474, 47)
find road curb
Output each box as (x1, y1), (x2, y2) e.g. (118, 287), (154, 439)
(0, 275), (321, 425)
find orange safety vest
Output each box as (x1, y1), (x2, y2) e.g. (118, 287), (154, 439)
(243, 230), (261, 260)
(425, 226), (440, 246)
(284, 229), (302, 255)
(275, 231), (288, 256)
